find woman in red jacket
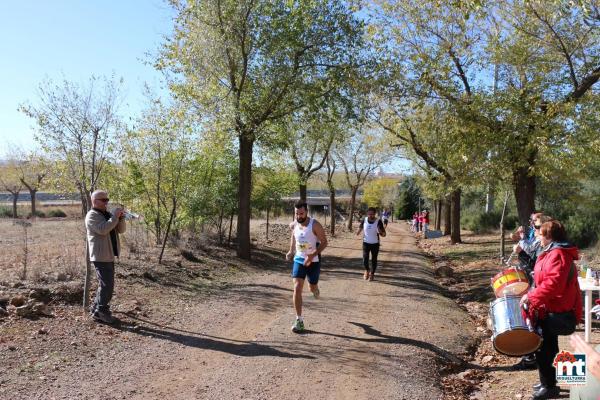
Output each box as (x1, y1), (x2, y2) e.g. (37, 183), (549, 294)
(521, 220), (582, 400)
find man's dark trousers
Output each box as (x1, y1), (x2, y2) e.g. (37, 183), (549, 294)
(92, 261), (114, 313)
(363, 242), (380, 273)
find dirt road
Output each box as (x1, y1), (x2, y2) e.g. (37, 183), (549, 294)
(2, 222), (475, 400)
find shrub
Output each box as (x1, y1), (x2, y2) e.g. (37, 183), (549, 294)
(0, 207), (12, 218)
(461, 211), (519, 234)
(47, 209), (67, 218)
(565, 213), (600, 249)
(28, 210), (46, 218)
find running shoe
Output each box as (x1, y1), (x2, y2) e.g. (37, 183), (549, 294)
(369, 273), (375, 281)
(291, 318), (305, 333)
(364, 270), (369, 280)
(92, 310), (116, 324)
(312, 286), (320, 299)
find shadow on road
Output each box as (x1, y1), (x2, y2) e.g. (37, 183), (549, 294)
(303, 321), (514, 372)
(112, 314), (314, 360)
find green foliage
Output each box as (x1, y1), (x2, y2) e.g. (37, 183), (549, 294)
(538, 177), (600, 248)
(363, 178), (400, 209)
(395, 177), (420, 220)
(185, 147), (239, 226)
(28, 210), (46, 218)
(115, 97), (199, 243)
(47, 209), (67, 218)
(20, 75), (124, 211)
(0, 207), (12, 218)
(461, 211), (519, 234)
(565, 213), (600, 249)
(252, 167), (297, 212)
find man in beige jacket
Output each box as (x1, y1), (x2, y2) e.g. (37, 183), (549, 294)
(85, 190), (126, 324)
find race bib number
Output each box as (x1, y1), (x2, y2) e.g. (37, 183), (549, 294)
(296, 241), (310, 253)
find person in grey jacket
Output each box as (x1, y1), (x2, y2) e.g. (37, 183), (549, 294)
(85, 190), (126, 324)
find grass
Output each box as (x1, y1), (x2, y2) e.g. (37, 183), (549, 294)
(425, 231), (506, 264)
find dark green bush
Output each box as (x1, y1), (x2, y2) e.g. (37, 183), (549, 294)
(47, 209), (67, 218)
(28, 210), (46, 218)
(565, 213), (600, 248)
(461, 211), (519, 234)
(0, 207), (13, 218)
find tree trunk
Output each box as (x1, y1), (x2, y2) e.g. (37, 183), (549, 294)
(266, 206), (270, 241)
(217, 208), (225, 245)
(435, 200), (442, 231)
(513, 166), (536, 228)
(236, 134), (254, 259)
(450, 188), (462, 244)
(329, 189), (336, 236)
(29, 189), (37, 217)
(443, 196), (451, 236)
(485, 184), (494, 213)
(228, 212), (234, 247)
(347, 187), (358, 230)
(159, 199), (177, 264)
(78, 187), (87, 217)
(11, 192), (18, 218)
(299, 184), (307, 202)
(432, 200), (439, 229)
(83, 240), (92, 310)
(499, 191), (509, 260)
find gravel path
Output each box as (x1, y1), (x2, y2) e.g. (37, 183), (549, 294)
(2, 222), (476, 400)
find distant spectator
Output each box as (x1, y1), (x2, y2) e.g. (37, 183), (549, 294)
(411, 212), (418, 232)
(422, 210), (430, 233)
(382, 208), (391, 228)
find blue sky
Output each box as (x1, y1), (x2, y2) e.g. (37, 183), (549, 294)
(0, 1), (174, 154)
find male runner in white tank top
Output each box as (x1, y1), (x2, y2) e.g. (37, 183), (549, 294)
(356, 207), (386, 281)
(285, 201), (328, 333)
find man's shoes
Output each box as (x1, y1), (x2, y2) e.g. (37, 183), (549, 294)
(531, 385), (560, 399)
(511, 356), (537, 370)
(369, 273), (374, 281)
(291, 318), (305, 333)
(92, 310), (116, 324)
(312, 287), (320, 299)
(364, 270), (369, 280)
(532, 383), (542, 390)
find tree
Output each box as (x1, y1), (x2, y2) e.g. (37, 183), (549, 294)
(286, 110), (338, 201)
(252, 167), (297, 240)
(20, 75), (124, 309)
(395, 178), (420, 220)
(119, 98), (197, 263)
(20, 75), (124, 214)
(158, 0), (364, 259)
(325, 154), (337, 236)
(362, 177), (400, 209)
(16, 151), (48, 217)
(184, 131), (239, 246)
(336, 126), (389, 230)
(0, 158), (22, 218)
(376, 102), (484, 243)
(369, 0), (600, 228)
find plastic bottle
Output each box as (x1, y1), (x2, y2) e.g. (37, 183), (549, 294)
(579, 254), (588, 278)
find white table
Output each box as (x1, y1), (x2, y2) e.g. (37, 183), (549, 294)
(578, 277), (600, 342)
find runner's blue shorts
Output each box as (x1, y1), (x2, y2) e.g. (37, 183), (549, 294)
(292, 260), (321, 284)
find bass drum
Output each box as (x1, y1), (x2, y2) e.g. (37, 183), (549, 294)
(490, 296), (542, 356)
(491, 267), (529, 297)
